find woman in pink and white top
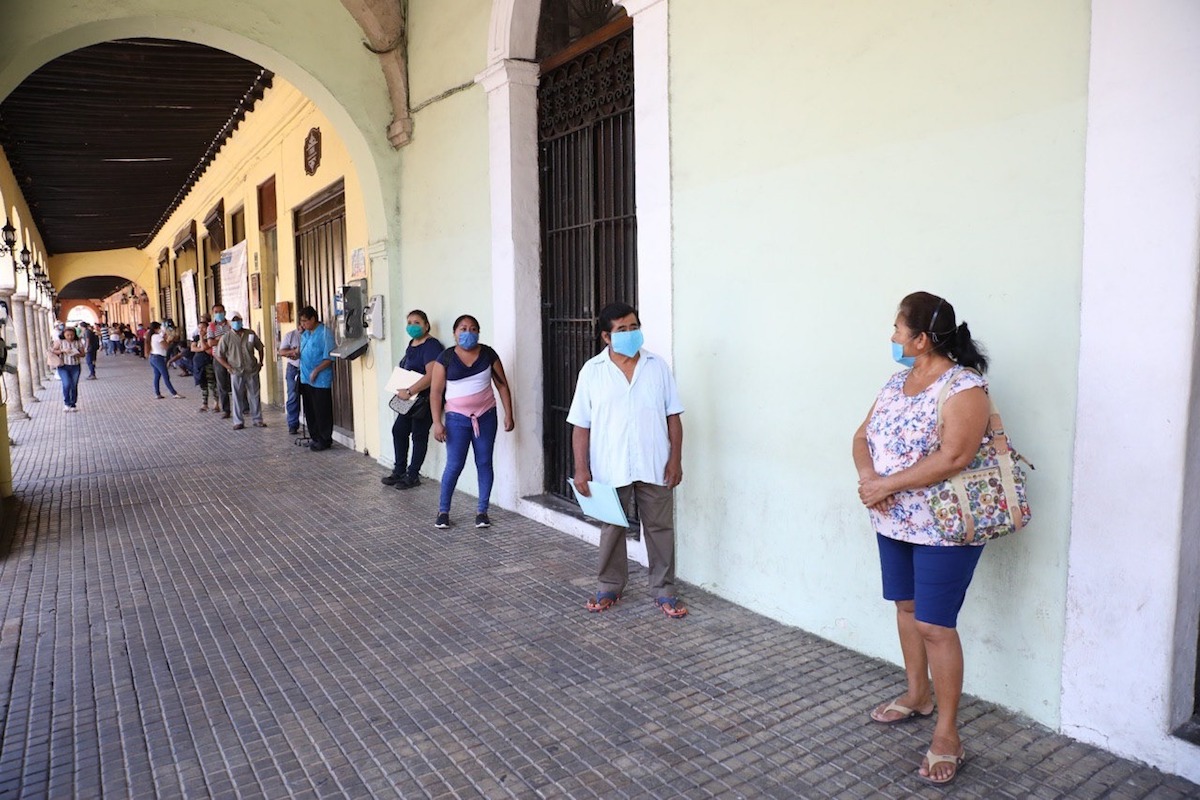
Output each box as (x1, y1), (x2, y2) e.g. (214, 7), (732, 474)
(428, 314), (515, 530)
(50, 327), (87, 411)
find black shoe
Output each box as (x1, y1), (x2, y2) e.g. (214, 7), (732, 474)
(381, 473), (403, 486)
(395, 474), (420, 490)
(434, 513), (450, 529)
(475, 513), (491, 529)
(221, 411), (231, 419)
(309, 442), (329, 452)
(288, 427), (299, 435)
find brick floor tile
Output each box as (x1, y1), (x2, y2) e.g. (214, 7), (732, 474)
(0, 357), (1197, 798)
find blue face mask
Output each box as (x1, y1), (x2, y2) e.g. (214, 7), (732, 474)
(892, 341), (915, 368)
(457, 331), (479, 349)
(213, 312), (226, 322)
(610, 329), (644, 358)
(406, 323), (424, 340)
(231, 320), (244, 331)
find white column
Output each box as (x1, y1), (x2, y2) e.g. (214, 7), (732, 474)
(616, 0), (674, 362)
(1065, 0), (1200, 783)
(477, 58), (544, 509)
(0, 289), (27, 419)
(33, 304), (49, 381)
(12, 296), (36, 403)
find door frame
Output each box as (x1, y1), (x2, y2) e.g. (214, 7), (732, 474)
(479, 0), (674, 548)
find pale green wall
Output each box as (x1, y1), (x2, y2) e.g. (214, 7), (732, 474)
(392, 0), (492, 478)
(669, 0), (1089, 725)
(408, 0), (490, 104)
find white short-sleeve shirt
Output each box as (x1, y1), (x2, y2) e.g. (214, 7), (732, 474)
(566, 348), (684, 488)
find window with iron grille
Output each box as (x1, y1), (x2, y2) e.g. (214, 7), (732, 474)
(538, 22), (637, 502)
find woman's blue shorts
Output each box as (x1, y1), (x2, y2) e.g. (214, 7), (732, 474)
(876, 534), (984, 628)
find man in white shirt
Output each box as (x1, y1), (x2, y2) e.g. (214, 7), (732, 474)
(567, 302), (688, 618)
(278, 323), (303, 435)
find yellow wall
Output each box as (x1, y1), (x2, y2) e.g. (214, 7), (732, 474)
(48, 77), (380, 451)
(0, 148), (50, 300)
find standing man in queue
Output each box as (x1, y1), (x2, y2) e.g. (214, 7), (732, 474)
(568, 302), (688, 618)
(278, 319), (304, 435)
(298, 305), (337, 451)
(214, 311), (266, 430)
(207, 303), (233, 418)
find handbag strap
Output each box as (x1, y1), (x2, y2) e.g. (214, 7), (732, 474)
(935, 366), (999, 440)
(936, 367), (1028, 534)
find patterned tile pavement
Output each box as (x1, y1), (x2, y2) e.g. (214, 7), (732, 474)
(0, 354), (1197, 799)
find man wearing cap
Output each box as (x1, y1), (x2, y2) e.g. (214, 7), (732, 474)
(213, 311), (266, 430)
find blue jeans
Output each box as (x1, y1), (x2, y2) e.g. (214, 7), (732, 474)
(85, 349), (97, 377)
(150, 354), (178, 397)
(438, 408), (498, 514)
(57, 364), (81, 407)
(285, 363), (301, 430)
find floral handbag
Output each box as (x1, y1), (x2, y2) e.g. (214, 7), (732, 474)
(927, 368), (1034, 545)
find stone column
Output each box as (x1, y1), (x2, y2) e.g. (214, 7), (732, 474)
(0, 290), (28, 419)
(42, 307), (55, 379)
(11, 294), (36, 404)
(29, 302), (47, 383)
(477, 58), (543, 508)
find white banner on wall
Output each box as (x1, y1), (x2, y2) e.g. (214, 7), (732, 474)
(180, 270), (198, 337)
(219, 240), (249, 323)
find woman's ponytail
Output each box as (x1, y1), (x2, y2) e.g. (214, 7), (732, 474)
(949, 322), (988, 373)
(899, 291), (989, 373)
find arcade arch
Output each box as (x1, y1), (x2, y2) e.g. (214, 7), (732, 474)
(480, 0), (674, 535)
(1, 6), (397, 261)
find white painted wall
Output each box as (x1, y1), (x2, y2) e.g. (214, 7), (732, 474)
(1063, 0), (1200, 782)
(669, 0), (1090, 726)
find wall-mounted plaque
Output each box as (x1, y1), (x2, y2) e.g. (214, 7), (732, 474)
(304, 127), (322, 176)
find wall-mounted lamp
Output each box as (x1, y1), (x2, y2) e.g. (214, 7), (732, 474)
(0, 220), (15, 256)
(0, 221), (32, 276)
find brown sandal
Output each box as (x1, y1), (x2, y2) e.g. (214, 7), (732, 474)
(586, 592), (620, 612)
(655, 596), (688, 618)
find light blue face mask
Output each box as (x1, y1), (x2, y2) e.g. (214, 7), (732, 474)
(213, 312), (226, 322)
(457, 331), (479, 349)
(231, 320), (244, 331)
(610, 329), (644, 358)
(892, 341), (915, 368)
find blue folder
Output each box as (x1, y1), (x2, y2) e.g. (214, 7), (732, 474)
(570, 481), (630, 528)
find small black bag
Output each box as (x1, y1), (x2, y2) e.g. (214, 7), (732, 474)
(389, 393), (431, 420)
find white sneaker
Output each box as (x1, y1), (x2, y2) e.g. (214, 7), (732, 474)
(63, 405), (71, 412)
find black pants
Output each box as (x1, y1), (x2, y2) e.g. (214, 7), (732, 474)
(212, 360), (232, 413)
(391, 409), (433, 478)
(300, 383), (334, 447)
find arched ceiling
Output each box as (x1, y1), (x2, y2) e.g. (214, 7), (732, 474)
(0, 38), (271, 255)
(57, 274), (135, 301)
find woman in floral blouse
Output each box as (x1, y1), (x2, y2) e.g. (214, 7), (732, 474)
(851, 292), (991, 786)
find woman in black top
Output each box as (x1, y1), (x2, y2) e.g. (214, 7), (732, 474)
(382, 310), (444, 489)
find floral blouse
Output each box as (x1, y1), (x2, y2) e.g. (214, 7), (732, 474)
(865, 366), (987, 546)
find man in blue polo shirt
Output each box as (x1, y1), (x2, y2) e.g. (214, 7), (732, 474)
(298, 305), (337, 451)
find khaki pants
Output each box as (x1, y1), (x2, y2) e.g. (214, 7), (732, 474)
(597, 482), (677, 599)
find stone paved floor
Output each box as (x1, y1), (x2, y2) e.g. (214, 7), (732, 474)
(0, 354), (1197, 799)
